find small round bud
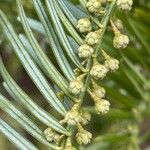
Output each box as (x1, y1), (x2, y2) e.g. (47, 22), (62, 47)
(86, 0), (101, 13)
(69, 75), (85, 95)
(65, 110), (80, 125)
(78, 44), (94, 58)
(62, 104), (79, 125)
(76, 18), (92, 33)
(80, 110), (91, 125)
(113, 33), (129, 49)
(44, 127), (62, 143)
(95, 99), (110, 114)
(76, 125), (92, 145)
(69, 79), (84, 95)
(61, 104), (80, 125)
(90, 63), (108, 80)
(62, 107), (91, 126)
(111, 20), (129, 49)
(105, 57), (119, 72)
(85, 31), (100, 45)
(117, 0), (133, 11)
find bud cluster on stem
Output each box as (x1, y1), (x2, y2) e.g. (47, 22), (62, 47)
(69, 74), (87, 95)
(76, 18), (92, 33)
(88, 81), (110, 114)
(111, 20), (129, 49)
(60, 103), (91, 126)
(43, 0), (132, 149)
(76, 124), (92, 145)
(116, 0), (133, 11)
(44, 127), (64, 144)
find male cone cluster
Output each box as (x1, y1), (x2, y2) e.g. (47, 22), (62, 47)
(44, 0), (133, 148)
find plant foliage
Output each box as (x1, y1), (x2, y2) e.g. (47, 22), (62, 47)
(0, 0), (150, 150)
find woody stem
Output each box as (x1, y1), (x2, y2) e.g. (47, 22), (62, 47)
(78, 0), (117, 107)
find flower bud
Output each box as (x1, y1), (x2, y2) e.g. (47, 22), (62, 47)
(117, 0), (133, 11)
(85, 31), (100, 45)
(105, 57), (119, 72)
(78, 44), (94, 58)
(90, 60), (108, 80)
(102, 50), (119, 72)
(111, 20), (129, 49)
(113, 33), (129, 49)
(44, 127), (62, 143)
(69, 74), (86, 95)
(95, 99), (110, 114)
(62, 104), (80, 125)
(86, 0), (101, 14)
(76, 18), (92, 33)
(65, 110), (80, 125)
(79, 110), (91, 125)
(76, 125), (92, 145)
(69, 80), (84, 95)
